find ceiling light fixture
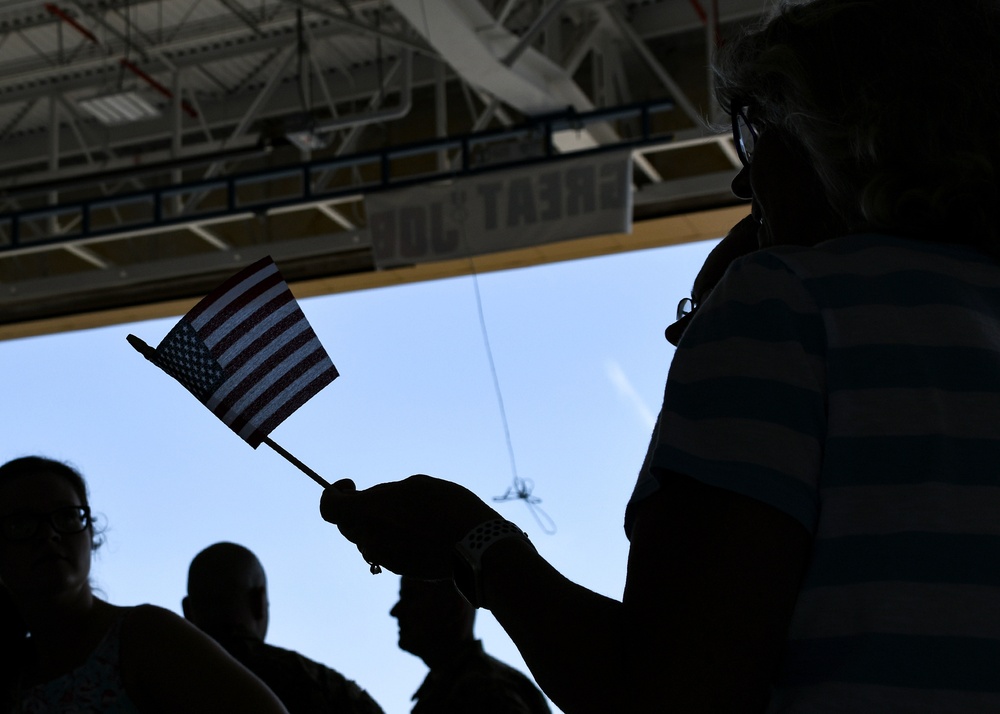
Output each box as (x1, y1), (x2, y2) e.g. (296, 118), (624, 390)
(78, 91), (161, 126)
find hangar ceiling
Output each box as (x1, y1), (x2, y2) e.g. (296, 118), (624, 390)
(0, 0), (768, 339)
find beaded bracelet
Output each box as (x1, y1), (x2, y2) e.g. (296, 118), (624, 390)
(451, 519), (534, 609)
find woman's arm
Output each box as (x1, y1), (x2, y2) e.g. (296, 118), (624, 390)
(475, 536), (624, 713)
(321, 475), (622, 713)
(321, 471), (810, 713)
(478, 471), (809, 713)
(121, 605), (289, 714)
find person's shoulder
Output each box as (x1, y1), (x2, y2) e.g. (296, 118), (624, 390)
(122, 604), (184, 632)
(237, 640), (354, 693)
(722, 233), (914, 290)
(123, 603), (204, 640)
(125, 605), (268, 673)
(455, 648), (550, 712)
(763, 232), (985, 267)
(757, 233), (998, 290)
(241, 641), (384, 714)
(127, 603), (181, 620)
(119, 604), (224, 671)
(481, 653), (543, 692)
(247, 639), (336, 676)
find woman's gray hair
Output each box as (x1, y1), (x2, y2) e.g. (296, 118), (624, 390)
(714, 0), (1000, 256)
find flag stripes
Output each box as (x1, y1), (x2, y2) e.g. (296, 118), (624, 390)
(208, 323), (319, 419)
(251, 359), (335, 439)
(229, 352), (333, 442)
(186, 257), (280, 326)
(148, 256), (337, 447)
(217, 306), (303, 374)
(199, 281), (287, 350)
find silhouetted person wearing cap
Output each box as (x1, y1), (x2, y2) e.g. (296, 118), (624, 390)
(184, 542), (383, 714)
(391, 576), (549, 714)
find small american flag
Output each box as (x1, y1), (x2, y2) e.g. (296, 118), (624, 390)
(128, 256), (337, 448)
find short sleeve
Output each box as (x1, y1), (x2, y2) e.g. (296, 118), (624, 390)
(633, 250), (828, 534)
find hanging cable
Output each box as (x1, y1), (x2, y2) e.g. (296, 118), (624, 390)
(468, 270), (556, 534)
(451, 184), (556, 534)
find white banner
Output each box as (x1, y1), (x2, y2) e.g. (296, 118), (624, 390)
(366, 151), (632, 268)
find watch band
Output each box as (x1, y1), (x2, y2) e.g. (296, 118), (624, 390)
(451, 519), (534, 609)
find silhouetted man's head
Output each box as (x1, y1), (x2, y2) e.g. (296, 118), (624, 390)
(183, 541), (269, 641)
(390, 576), (475, 668)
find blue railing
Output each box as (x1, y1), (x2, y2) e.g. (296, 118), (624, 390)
(0, 99), (674, 251)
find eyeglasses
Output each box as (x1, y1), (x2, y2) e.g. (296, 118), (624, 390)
(732, 106), (759, 167)
(676, 297), (696, 321)
(0, 506), (91, 542)
(665, 297), (698, 347)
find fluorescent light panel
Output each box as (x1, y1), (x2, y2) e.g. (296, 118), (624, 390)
(79, 91), (161, 125)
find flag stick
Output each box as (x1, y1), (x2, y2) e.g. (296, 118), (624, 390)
(263, 437), (330, 488)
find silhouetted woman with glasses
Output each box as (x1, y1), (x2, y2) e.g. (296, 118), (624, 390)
(0, 456), (289, 714)
(318, 1), (1000, 712)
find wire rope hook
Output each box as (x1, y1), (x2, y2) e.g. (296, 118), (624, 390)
(494, 476), (557, 535)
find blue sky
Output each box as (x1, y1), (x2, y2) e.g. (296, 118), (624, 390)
(2, 237), (718, 713)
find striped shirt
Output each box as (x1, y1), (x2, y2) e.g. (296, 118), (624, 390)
(629, 233), (1000, 712)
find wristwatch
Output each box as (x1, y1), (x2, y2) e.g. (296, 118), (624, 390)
(451, 518), (533, 609)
